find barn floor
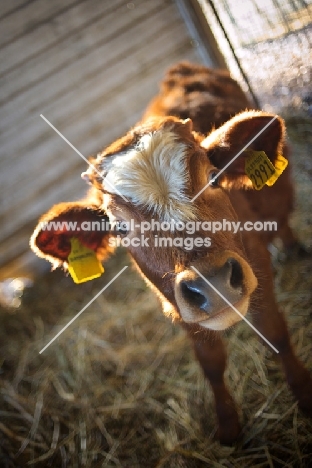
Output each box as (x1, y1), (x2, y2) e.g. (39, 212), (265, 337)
(0, 114), (312, 467)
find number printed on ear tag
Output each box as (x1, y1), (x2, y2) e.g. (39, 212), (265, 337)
(67, 238), (104, 284)
(245, 151), (276, 190)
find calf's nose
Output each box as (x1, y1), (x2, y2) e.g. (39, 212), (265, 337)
(180, 258), (244, 314)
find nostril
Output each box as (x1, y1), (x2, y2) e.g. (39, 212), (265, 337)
(181, 281), (209, 310)
(227, 258), (244, 290)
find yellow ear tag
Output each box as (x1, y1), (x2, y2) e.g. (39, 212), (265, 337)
(245, 150), (276, 190)
(265, 154), (288, 186)
(67, 238), (104, 284)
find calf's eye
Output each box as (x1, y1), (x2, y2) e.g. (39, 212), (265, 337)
(115, 221), (129, 236)
(208, 171), (219, 187)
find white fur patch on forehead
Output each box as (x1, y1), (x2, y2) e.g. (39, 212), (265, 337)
(102, 129), (197, 222)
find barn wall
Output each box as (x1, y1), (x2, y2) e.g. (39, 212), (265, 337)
(0, 0), (219, 272)
(197, 0), (312, 112)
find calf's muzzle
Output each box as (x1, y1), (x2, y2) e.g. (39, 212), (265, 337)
(175, 254), (257, 329)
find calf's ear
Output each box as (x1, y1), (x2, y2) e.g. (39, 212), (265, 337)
(30, 201), (113, 269)
(201, 111), (286, 189)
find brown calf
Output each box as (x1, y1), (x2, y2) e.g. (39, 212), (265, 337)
(31, 62), (312, 444)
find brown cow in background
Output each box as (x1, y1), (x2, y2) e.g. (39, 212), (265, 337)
(31, 63), (312, 444)
(143, 62), (298, 251)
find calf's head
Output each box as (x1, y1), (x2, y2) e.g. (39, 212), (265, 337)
(31, 111), (285, 331)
